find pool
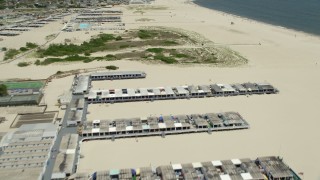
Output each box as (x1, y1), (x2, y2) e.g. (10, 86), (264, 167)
(79, 23), (90, 29)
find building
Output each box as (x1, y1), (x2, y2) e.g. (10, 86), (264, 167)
(72, 75), (90, 95)
(80, 112), (249, 138)
(90, 71), (146, 80)
(0, 123), (57, 180)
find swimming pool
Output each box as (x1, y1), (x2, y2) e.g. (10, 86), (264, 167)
(79, 23), (90, 29)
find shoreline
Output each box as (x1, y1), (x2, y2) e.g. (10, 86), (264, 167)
(188, 0), (320, 39)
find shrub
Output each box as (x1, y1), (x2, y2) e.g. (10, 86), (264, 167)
(0, 84), (8, 96)
(119, 44), (130, 49)
(138, 30), (157, 39)
(83, 58), (93, 63)
(174, 53), (189, 58)
(17, 62), (30, 67)
(105, 54), (117, 60)
(56, 71), (63, 74)
(34, 59), (41, 65)
(146, 48), (164, 53)
(84, 51), (91, 56)
(105, 65), (119, 70)
(162, 40), (178, 45)
(154, 55), (177, 64)
(115, 36), (123, 41)
(26, 42), (38, 49)
(1, 47), (7, 51)
(4, 49), (19, 60)
(20, 47), (28, 52)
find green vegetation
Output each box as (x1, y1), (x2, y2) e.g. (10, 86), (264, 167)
(38, 34), (115, 57)
(0, 84), (8, 96)
(26, 42), (38, 49)
(105, 54), (118, 61)
(153, 54), (177, 64)
(4, 49), (20, 60)
(56, 71), (63, 75)
(174, 53), (189, 58)
(105, 65), (119, 70)
(119, 44), (130, 49)
(1, 47), (7, 51)
(3, 42), (39, 60)
(137, 30), (157, 39)
(84, 52), (91, 56)
(146, 48), (164, 53)
(162, 40), (178, 45)
(34, 60), (41, 66)
(17, 62), (31, 67)
(40, 55), (91, 65)
(115, 36), (123, 41)
(20, 47), (28, 52)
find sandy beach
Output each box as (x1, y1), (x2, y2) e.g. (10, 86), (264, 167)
(0, 0), (320, 179)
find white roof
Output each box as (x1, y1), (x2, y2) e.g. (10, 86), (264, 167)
(109, 127), (116, 132)
(66, 149), (76, 154)
(158, 123), (166, 129)
(93, 120), (100, 124)
(212, 160), (222, 166)
(174, 123), (182, 128)
(231, 159), (241, 165)
(241, 173), (253, 180)
(192, 162), (202, 168)
(172, 164), (182, 170)
(126, 126), (133, 131)
(92, 128), (100, 133)
(220, 174), (231, 180)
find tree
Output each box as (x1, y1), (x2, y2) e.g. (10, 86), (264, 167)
(0, 84), (8, 96)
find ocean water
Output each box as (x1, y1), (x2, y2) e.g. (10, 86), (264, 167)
(194, 0), (320, 36)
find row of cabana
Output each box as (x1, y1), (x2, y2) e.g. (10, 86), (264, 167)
(80, 112), (249, 138)
(0, 13), (69, 37)
(72, 156), (299, 180)
(85, 82), (278, 103)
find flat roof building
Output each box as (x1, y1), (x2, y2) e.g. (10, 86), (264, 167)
(73, 75), (90, 95)
(0, 123), (57, 180)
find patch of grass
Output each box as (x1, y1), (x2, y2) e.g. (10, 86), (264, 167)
(40, 55), (91, 65)
(174, 53), (189, 58)
(93, 57), (105, 61)
(45, 34), (56, 41)
(138, 30), (157, 39)
(4, 49), (19, 60)
(39, 33), (115, 57)
(162, 40), (178, 45)
(83, 58), (93, 63)
(17, 62), (30, 67)
(154, 54), (177, 64)
(146, 48), (164, 53)
(105, 65), (119, 70)
(119, 44), (130, 49)
(105, 54), (117, 61)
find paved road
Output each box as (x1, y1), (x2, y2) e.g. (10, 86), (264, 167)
(43, 93), (85, 179)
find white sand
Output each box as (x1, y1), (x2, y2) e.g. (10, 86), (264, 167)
(0, 0), (320, 178)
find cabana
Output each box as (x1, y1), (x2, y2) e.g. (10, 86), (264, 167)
(210, 84), (223, 96)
